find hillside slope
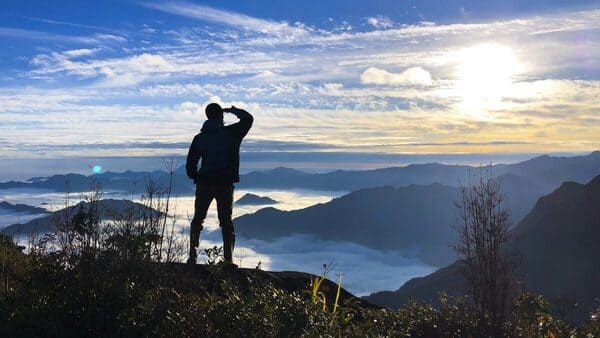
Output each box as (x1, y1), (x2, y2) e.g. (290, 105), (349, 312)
(166, 263), (378, 310)
(365, 175), (600, 322)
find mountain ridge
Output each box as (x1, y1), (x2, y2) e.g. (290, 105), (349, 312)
(0, 201), (48, 215)
(234, 172), (562, 266)
(364, 175), (600, 322)
(2, 199), (162, 235)
(0, 151), (598, 195)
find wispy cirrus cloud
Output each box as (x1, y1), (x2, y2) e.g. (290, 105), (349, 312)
(143, 1), (309, 38)
(0, 27), (125, 44)
(19, 15), (117, 32)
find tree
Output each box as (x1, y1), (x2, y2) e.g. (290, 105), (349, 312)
(454, 171), (518, 336)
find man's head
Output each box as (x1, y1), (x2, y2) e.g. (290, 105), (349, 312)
(205, 103), (223, 120)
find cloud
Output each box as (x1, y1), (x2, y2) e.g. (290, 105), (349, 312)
(143, 1), (308, 38)
(92, 33), (126, 43)
(0, 27), (125, 45)
(366, 16), (393, 29)
(19, 15), (116, 32)
(2, 75), (598, 159)
(0, 184), (434, 295)
(235, 235), (435, 295)
(360, 66), (433, 86)
(121, 53), (172, 72)
(95, 53), (174, 87)
(30, 51), (174, 84)
(61, 48), (99, 58)
(29, 47), (292, 87)
(2, 7), (600, 157)
(4, 139), (342, 154)
(319, 83), (344, 95)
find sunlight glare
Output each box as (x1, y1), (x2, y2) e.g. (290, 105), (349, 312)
(454, 44), (523, 118)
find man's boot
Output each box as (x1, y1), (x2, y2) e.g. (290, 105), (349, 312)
(222, 227), (237, 267)
(188, 228), (201, 264)
(187, 247), (197, 265)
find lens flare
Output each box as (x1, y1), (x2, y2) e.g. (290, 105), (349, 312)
(92, 165), (102, 174)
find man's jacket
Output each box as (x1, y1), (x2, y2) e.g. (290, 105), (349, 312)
(185, 108), (253, 184)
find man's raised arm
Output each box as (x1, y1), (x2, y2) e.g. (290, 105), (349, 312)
(225, 106), (253, 139)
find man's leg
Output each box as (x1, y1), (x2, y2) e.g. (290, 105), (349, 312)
(215, 183), (235, 264)
(189, 183), (213, 263)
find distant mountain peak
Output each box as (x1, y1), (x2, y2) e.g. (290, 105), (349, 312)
(530, 175), (599, 207)
(588, 174), (600, 187)
(525, 154), (552, 163)
(235, 193), (278, 205)
(267, 167), (307, 175)
(0, 201), (48, 214)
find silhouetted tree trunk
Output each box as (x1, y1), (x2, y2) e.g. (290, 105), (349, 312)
(454, 171), (517, 337)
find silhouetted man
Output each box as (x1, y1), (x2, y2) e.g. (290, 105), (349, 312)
(185, 103), (253, 265)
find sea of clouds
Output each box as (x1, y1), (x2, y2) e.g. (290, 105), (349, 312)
(0, 186), (435, 295)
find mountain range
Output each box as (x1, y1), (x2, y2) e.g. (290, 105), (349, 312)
(0, 201), (48, 215)
(236, 151), (600, 191)
(234, 173), (549, 267)
(365, 175), (600, 323)
(0, 152), (598, 196)
(2, 199), (161, 235)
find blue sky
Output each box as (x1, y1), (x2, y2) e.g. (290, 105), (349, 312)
(0, 0), (599, 160)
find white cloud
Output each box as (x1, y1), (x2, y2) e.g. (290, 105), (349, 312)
(319, 83), (344, 95)
(251, 70), (277, 79)
(143, 1), (308, 38)
(361, 66), (433, 86)
(0, 27), (125, 45)
(29, 52), (175, 87)
(176, 101), (205, 121)
(61, 48), (99, 58)
(30, 50), (100, 78)
(123, 53), (172, 73)
(1, 78), (599, 159)
(19, 15), (116, 32)
(95, 53), (173, 87)
(366, 16), (393, 29)
(241, 235), (435, 295)
(93, 33), (127, 43)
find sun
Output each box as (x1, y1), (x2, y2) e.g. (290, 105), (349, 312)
(454, 43), (523, 118)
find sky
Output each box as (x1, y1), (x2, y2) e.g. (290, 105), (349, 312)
(0, 0), (599, 161)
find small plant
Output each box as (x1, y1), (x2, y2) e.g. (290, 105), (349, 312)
(310, 275), (327, 311)
(333, 273), (344, 314)
(583, 305), (600, 336)
(309, 261), (335, 312)
(510, 292), (570, 337)
(203, 245), (224, 265)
